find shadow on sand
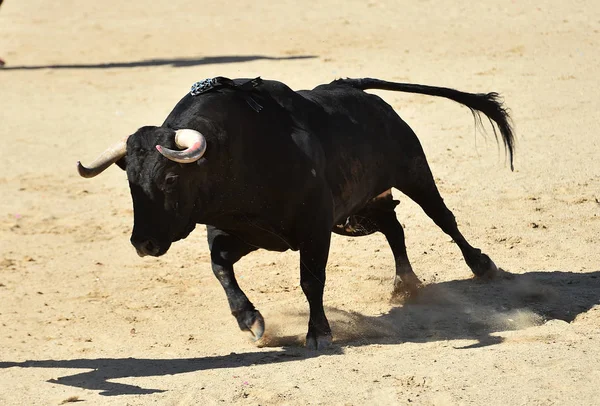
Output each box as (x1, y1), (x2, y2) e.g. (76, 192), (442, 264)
(0, 54), (317, 71)
(1, 270), (598, 396)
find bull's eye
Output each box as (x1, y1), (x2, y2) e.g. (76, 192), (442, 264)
(165, 174), (179, 187)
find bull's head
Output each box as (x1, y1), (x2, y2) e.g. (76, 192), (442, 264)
(77, 126), (208, 257)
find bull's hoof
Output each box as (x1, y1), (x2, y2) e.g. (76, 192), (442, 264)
(234, 309), (265, 341)
(469, 253), (498, 278)
(470, 255), (514, 280)
(392, 274), (424, 302)
(248, 312), (265, 340)
(306, 333), (333, 350)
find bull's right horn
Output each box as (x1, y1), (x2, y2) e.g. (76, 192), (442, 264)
(156, 129), (207, 164)
(77, 137), (128, 178)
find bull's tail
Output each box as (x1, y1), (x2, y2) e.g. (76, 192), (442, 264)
(336, 78), (515, 171)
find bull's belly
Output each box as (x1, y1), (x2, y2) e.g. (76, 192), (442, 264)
(332, 219), (378, 236)
(328, 155), (393, 225)
(331, 189), (396, 237)
(233, 229), (295, 252)
(331, 188), (389, 224)
(207, 217), (297, 252)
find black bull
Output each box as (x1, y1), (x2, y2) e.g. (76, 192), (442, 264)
(78, 77), (515, 349)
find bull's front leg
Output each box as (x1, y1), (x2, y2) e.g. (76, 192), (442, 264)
(299, 228), (333, 350)
(207, 226), (263, 339)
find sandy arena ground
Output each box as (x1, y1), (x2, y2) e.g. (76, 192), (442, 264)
(1, 0), (599, 404)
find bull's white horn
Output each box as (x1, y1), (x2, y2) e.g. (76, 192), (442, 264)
(156, 129), (207, 164)
(77, 138), (128, 178)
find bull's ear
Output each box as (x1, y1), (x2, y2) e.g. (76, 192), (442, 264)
(115, 156), (127, 171)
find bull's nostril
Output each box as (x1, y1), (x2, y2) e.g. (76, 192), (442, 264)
(139, 239), (161, 256)
(143, 239), (158, 255)
(131, 236), (161, 256)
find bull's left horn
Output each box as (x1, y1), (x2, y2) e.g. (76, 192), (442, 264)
(77, 138), (128, 178)
(156, 129), (207, 164)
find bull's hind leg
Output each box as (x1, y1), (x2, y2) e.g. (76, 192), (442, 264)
(334, 191), (423, 296)
(396, 157), (498, 278)
(368, 209), (424, 296)
(207, 226), (264, 340)
(353, 192), (424, 296)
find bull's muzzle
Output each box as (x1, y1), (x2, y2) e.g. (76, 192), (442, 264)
(131, 236), (162, 257)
